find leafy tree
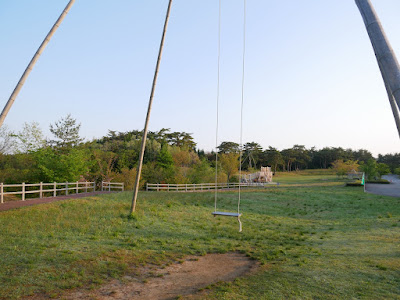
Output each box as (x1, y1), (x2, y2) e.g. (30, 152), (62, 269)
(220, 153), (239, 182)
(394, 167), (400, 176)
(281, 148), (296, 172)
(16, 122), (45, 153)
(49, 114), (84, 148)
(376, 163), (390, 179)
(166, 131), (196, 150)
(157, 144), (174, 170)
(33, 147), (91, 182)
(359, 159), (377, 180)
(188, 159), (215, 183)
(92, 150), (118, 182)
(217, 141), (240, 154)
(155, 144), (175, 182)
(242, 142), (263, 169)
(264, 147), (284, 172)
(0, 125), (16, 154)
(290, 145), (311, 170)
(353, 149), (374, 164)
(110, 167), (138, 191)
(331, 159), (359, 178)
(378, 153), (400, 173)
(143, 139), (161, 164)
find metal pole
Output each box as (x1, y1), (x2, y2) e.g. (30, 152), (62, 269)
(130, 0), (173, 214)
(355, 0), (400, 138)
(0, 0), (75, 129)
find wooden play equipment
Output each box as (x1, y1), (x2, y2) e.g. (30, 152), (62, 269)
(241, 167), (273, 183)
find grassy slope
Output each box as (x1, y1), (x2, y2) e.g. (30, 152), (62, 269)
(0, 175), (399, 299)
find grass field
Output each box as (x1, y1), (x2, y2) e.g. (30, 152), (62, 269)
(0, 174), (399, 299)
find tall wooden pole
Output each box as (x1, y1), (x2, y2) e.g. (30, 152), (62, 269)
(130, 0), (173, 214)
(0, 0), (76, 129)
(355, 0), (400, 138)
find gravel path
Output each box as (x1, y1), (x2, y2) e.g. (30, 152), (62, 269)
(0, 191), (116, 212)
(365, 174), (400, 198)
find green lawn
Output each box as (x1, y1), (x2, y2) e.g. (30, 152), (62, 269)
(0, 177), (399, 299)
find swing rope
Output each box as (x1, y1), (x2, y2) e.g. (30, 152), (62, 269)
(214, 0), (222, 214)
(238, 0), (247, 215)
(214, 0), (247, 223)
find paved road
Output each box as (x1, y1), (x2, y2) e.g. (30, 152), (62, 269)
(365, 174), (400, 198)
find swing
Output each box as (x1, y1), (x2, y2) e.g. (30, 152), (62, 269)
(212, 0), (246, 233)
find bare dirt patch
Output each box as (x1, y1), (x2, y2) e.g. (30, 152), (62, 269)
(63, 252), (257, 300)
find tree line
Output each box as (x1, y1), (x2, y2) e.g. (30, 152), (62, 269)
(0, 115), (399, 188)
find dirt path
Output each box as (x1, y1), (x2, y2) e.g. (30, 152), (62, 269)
(365, 175), (400, 198)
(0, 191), (115, 212)
(62, 253), (257, 300)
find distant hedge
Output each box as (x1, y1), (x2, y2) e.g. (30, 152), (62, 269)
(366, 179), (390, 184)
(346, 182), (363, 187)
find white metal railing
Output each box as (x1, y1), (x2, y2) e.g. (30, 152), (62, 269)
(146, 182), (279, 192)
(101, 181), (124, 192)
(0, 181), (124, 204)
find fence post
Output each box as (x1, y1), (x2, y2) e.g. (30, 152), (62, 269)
(157, 184), (159, 192)
(146, 183), (148, 191)
(53, 182), (57, 197)
(85, 181), (88, 193)
(93, 181), (96, 192)
(1, 182), (3, 204)
(122, 183), (124, 191)
(76, 181), (79, 194)
(101, 181), (103, 192)
(109, 183), (111, 192)
(185, 184), (187, 192)
(65, 182), (68, 195)
(40, 182), (43, 198)
(22, 182), (25, 201)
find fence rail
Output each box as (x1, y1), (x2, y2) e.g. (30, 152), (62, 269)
(0, 181), (124, 204)
(146, 182), (278, 192)
(101, 182), (124, 192)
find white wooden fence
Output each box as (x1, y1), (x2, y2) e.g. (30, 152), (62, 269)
(0, 181), (124, 204)
(146, 182), (279, 192)
(101, 182), (124, 192)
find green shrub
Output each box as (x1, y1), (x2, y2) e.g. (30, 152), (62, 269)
(366, 179), (390, 184)
(346, 182), (363, 187)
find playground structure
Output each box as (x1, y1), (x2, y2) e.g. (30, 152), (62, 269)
(241, 167), (273, 183)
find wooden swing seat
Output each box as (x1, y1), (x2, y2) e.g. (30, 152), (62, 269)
(212, 211), (242, 232)
(212, 212), (242, 217)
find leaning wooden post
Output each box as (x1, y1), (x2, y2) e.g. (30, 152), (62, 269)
(0, 0), (75, 129)
(355, 0), (400, 138)
(130, 0), (173, 214)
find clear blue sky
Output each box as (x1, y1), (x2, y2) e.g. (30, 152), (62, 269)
(1, 0), (400, 156)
